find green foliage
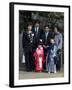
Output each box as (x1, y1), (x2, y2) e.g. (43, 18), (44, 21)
(19, 11), (64, 33)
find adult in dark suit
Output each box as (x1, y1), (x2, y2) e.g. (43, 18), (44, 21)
(22, 23), (35, 71)
(42, 25), (53, 70)
(42, 25), (53, 52)
(32, 20), (43, 51)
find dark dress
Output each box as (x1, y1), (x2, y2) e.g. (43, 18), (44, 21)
(22, 31), (35, 71)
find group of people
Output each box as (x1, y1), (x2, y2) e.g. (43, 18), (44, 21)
(22, 20), (62, 73)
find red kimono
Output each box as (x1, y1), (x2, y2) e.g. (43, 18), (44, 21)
(33, 46), (45, 72)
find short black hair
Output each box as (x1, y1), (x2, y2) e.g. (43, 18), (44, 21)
(27, 22), (32, 26)
(44, 24), (50, 28)
(34, 19), (40, 24)
(53, 24), (60, 32)
(54, 25), (60, 31)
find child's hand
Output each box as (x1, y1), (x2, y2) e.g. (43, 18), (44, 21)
(43, 45), (46, 48)
(43, 45), (49, 48)
(46, 45), (49, 48)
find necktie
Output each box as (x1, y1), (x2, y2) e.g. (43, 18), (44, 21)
(45, 33), (48, 40)
(36, 28), (38, 37)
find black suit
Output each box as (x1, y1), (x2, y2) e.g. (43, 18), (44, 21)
(42, 32), (53, 46)
(32, 27), (43, 50)
(22, 31), (35, 71)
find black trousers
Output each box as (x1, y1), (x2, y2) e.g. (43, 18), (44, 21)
(24, 50), (35, 71)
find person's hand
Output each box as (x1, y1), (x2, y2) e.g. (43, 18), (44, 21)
(43, 45), (46, 48)
(46, 45), (49, 48)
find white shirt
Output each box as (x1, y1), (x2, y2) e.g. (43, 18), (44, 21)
(35, 27), (39, 33)
(45, 32), (49, 40)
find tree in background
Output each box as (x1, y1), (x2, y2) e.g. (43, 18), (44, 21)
(19, 11), (64, 33)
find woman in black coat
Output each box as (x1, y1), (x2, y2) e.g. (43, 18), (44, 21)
(22, 23), (35, 71)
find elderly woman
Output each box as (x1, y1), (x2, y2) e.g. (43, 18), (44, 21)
(22, 23), (35, 72)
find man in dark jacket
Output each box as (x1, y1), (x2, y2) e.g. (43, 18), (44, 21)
(42, 25), (53, 70)
(22, 23), (35, 71)
(42, 25), (53, 52)
(32, 20), (43, 51)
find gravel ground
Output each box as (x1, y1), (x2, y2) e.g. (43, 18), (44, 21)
(19, 69), (64, 79)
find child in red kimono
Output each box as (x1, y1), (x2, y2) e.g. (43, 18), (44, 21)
(33, 40), (45, 72)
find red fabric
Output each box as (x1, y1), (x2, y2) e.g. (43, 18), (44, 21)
(33, 47), (45, 72)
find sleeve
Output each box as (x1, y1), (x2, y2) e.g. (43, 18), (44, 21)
(58, 34), (62, 49)
(22, 32), (24, 49)
(22, 32), (26, 49)
(33, 52), (36, 57)
(50, 45), (57, 57)
(42, 48), (45, 63)
(33, 48), (38, 57)
(53, 45), (57, 57)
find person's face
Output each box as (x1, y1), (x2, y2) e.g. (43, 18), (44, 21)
(45, 26), (49, 32)
(50, 39), (55, 44)
(35, 23), (39, 27)
(38, 45), (42, 48)
(54, 27), (58, 33)
(28, 25), (32, 31)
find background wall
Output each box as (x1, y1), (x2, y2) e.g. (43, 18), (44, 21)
(0, 0), (72, 89)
